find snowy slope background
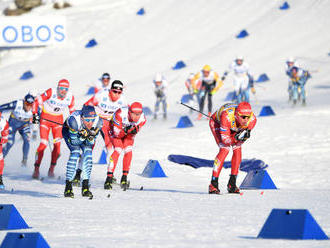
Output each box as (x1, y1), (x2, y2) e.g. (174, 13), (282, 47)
(1, 0), (330, 247)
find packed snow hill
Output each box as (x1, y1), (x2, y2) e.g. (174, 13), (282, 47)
(0, 0), (330, 247)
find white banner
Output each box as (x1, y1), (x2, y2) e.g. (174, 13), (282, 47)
(0, 16), (67, 47)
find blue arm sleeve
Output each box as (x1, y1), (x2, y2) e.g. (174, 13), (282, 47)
(67, 116), (84, 146)
(0, 101), (17, 113)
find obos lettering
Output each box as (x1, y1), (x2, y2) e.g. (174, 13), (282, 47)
(2, 25), (65, 44)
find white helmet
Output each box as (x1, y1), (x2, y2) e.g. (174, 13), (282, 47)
(236, 55), (244, 61)
(286, 57), (295, 63)
(154, 73), (163, 82)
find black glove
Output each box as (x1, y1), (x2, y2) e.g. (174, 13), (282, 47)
(79, 129), (89, 139)
(235, 129), (251, 142)
(124, 125), (138, 135)
(32, 114), (40, 124)
(221, 76), (226, 81)
(88, 127), (99, 136)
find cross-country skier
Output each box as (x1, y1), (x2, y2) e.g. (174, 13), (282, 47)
(84, 80), (126, 153)
(32, 79), (75, 179)
(185, 73), (195, 96)
(0, 93), (35, 167)
(153, 73), (168, 120)
(104, 102), (146, 190)
(0, 112), (9, 189)
(228, 56), (254, 103)
(208, 102), (257, 194)
(288, 65), (311, 105)
(70, 80), (127, 185)
(192, 65), (224, 120)
(63, 105), (103, 198)
(285, 57), (296, 101)
(93, 72), (111, 94)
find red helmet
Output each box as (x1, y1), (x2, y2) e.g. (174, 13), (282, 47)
(235, 102), (252, 125)
(129, 102), (143, 113)
(58, 79), (70, 88)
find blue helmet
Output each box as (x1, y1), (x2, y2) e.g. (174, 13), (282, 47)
(24, 93), (35, 104)
(81, 105), (97, 118)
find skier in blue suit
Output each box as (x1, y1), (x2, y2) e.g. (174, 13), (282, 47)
(0, 93), (35, 167)
(62, 105), (103, 198)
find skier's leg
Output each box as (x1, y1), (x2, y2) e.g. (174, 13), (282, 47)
(162, 98), (167, 119)
(107, 137), (123, 175)
(19, 125), (31, 164)
(3, 127), (16, 157)
(49, 124), (62, 177)
(81, 146), (93, 181)
(209, 145), (230, 194)
(207, 91), (212, 114)
(154, 98), (160, 119)
(227, 145), (242, 193)
(33, 121), (50, 178)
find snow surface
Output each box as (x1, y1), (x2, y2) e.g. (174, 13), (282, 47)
(1, 0), (330, 247)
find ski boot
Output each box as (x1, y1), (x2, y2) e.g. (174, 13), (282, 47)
(32, 164), (40, 179)
(209, 178), (220, 194)
(82, 179), (93, 198)
(163, 113), (167, 120)
(227, 175), (240, 194)
(64, 180), (74, 198)
(48, 163), (56, 178)
(72, 169), (82, 187)
(104, 173), (113, 190)
(120, 175), (130, 191)
(21, 158), (27, 167)
(0, 175), (4, 190)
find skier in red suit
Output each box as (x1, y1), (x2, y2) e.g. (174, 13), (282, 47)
(208, 102), (257, 194)
(104, 102), (146, 190)
(32, 79), (75, 179)
(0, 112), (9, 189)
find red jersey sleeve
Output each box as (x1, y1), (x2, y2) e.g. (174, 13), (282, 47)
(33, 88), (52, 114)
(111, 109), (126, 138)
(68, 95), (75, 114)
(0, 121), (9, 144)
(219, 111), (234, 145)
(84, 95), (98, 106)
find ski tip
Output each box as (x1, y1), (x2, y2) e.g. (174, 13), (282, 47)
(107, 194), (111, 198)
(88, 195), (93, 200)
(140, 186), (144, 190)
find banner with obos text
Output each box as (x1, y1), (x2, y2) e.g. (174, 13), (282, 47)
(0, 16), (66, 47)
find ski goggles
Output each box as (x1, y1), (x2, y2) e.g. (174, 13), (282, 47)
(24, 101), (34, 106)
(82, 116), (96, 123)
(237, 112), (252, 120)
(111, 89), (122, 95)
(58, 87), (69, 91)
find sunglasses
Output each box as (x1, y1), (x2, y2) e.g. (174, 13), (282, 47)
(112, 90), (122, 94)
(58, 87), (68, 91)
(24, 101), (34, 106)
(238, 114), (251, 120)
(83, 117), (95, 123)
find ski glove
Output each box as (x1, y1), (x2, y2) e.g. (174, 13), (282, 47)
(235, 129), (251, 142)
(85, 135), (95, 146)
(124, 125), (139, 135)
(79, 129), (89, 139)
(32, 114), (40, 124)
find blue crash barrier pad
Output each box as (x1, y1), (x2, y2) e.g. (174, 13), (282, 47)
(168, 154), (268, 172)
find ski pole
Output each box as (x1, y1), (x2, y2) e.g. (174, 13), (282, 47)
(180, 102), (221, 124)
(41, 118), (64, 126)
(180, 102), (210, 118)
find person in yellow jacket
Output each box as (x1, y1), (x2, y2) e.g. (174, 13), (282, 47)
(192, 65), (224, 120)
